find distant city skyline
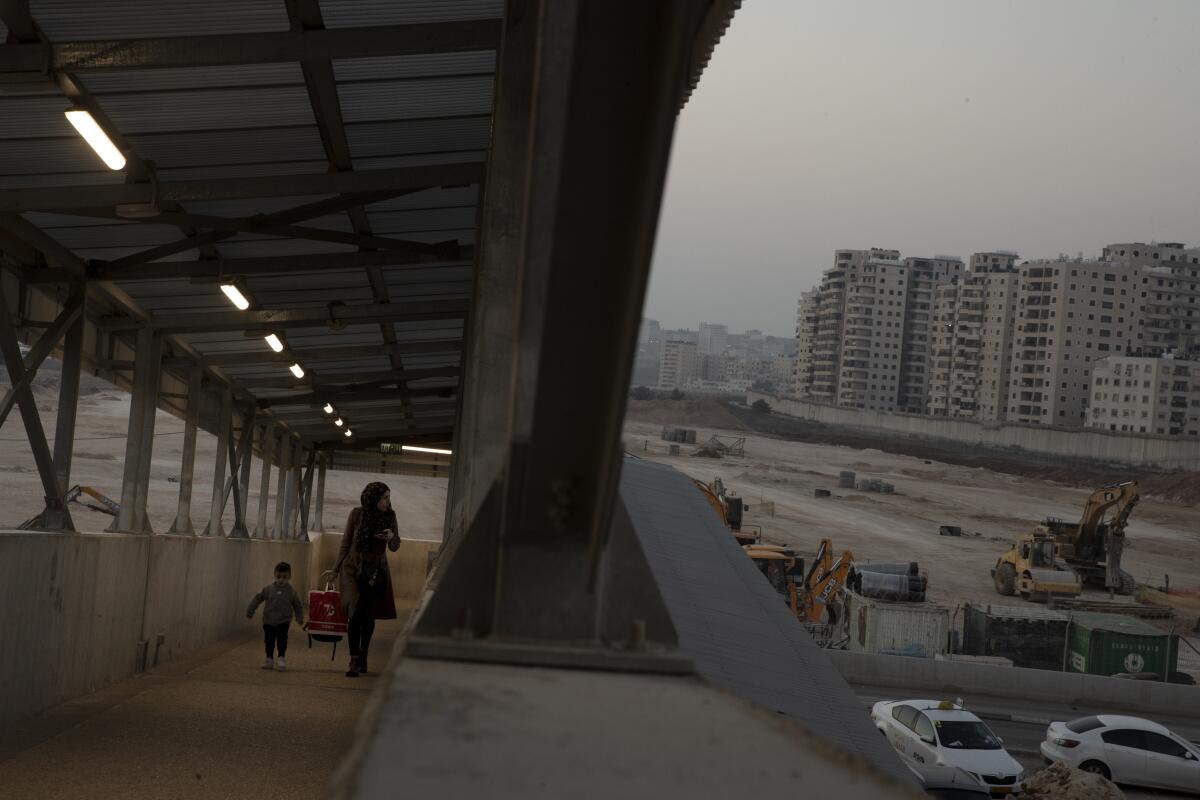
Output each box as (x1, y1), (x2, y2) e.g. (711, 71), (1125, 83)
(643, 0), (1200, 334)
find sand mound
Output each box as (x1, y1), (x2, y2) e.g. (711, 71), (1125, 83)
(1009, 762), (1123, 799)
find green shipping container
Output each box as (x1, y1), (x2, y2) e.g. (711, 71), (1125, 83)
(1066, 612), (1177, 677)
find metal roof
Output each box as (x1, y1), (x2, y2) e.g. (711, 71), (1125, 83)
(619, 457), (914, 785)
(0, 3), (498, 456)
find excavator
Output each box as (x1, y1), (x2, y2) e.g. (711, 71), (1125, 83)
(993, 481), (1139, 601)
(799, 538), (855, 624)
(694, 477), (759, 545)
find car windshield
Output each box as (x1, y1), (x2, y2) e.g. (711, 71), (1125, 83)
(935, 721), (1001, 750)
(1066, 716), (1104, 734)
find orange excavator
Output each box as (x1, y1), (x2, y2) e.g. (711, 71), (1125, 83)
(799, 538), (855, 624)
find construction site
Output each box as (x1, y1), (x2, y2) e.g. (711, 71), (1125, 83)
(625, 399), (1200, 679)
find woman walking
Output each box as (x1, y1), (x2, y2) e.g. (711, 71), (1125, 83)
(330, 481), (400, 677)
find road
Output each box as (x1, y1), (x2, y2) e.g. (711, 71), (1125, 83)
(852, 683), (1200, 798)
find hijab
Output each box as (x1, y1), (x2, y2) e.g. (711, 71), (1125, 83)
(356, 481), (396, 553)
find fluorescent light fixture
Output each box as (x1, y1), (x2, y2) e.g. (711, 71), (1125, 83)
(334, 417), (344, 427)
(289, 362), (305, 379)
(402, 445), (453, 455)
(323, 403), (334, 414)
(344, 428), (353, 437)
(264, 333), (284, 353)
(220, 283), (251, 310)
(64, 108), (126, 170)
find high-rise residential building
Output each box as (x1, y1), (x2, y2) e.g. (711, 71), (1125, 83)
(927, 278), (984, 416)
(973, 255), (1021, 421)
(898, 255), (964, 413)
(640, 318), (662, 345)
(837, 248), (909, 410)
(793, 289), (819, 397)
(657, 340), (698, 389)
(1087, 353), (1200, 437)
(1008, 259), (1142, 427)
(697, 322), (729, 355)
(1102, 242), (1200, 356)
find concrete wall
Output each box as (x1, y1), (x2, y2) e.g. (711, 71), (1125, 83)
(751, 393), (1200, 470)
(0, 530), (311, 728)
(826, 650), (1200, 718)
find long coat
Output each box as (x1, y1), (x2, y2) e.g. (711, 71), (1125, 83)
(336, 506), (400, 620)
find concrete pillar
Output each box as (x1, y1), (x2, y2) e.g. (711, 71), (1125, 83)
(255, 422), (274, 539)
(44, 281), (86, 531)
(284, 439), (300, 540)
(205, 385), (231, 536)
(228, 406), (255, 539)
(168, 363), (203, 534)
(314, 453), (327, 534)
(274, 433), (291, 539)
(237, 410), (254, 513)
(112, 327), (161, 533)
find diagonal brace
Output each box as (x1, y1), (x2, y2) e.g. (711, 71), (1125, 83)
(0, 297), (83, 428)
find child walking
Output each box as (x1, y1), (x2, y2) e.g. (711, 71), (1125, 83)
(247, 561), (304, 671)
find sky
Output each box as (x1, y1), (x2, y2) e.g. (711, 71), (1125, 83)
(644, 0), (1200, 336)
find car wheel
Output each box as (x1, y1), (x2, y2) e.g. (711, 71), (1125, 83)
(1079, 760), (1110, 781)
(994, 563), (1015, 596)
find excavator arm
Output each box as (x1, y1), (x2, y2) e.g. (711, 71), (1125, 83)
(1074, 481), (1138, 560)
(801, 539), (853, 623)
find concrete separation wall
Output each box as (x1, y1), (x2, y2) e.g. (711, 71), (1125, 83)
(826, 649), (1200, 718)
(0, 530), (311, 728)
(750, 392), (1200, 470)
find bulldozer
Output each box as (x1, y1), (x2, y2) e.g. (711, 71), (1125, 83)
(993, 480), (1139, 601)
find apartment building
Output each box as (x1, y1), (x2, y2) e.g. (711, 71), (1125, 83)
(974, 259), (1020, 421)
(1103, 242), (1200, 356)
(1088, 353), (1200, 436)
(657, 340), (698, 389)
(833, 249), (910, 410)
(927, 278), (984, 416)
(794, 289), (819, 397)
(898, 256), (964, 413)
(1008, 259), (1141, 427)
(697, 322), (729, 355)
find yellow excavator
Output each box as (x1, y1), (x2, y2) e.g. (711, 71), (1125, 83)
(694, 477), (759, 545)
(993, 481), (1139, 601)
(799, 538), (855, 624)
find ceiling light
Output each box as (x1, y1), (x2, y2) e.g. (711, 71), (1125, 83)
(344, 428), (353, 437)
(64, 108), (126, 170)
(220, 283), (251, 311)
(323, 403), (334, 414)
(264, 333), (284, 353)
(289, 362), (305, 379)
(334, 417), (344, 427)
(402, 445), (453, 455)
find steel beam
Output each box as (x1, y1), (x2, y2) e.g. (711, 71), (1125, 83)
(274, 433), (291, 539)
(0, 20), (501, 73)
(0, 293), (84, 429)
(0, 278), (73, 529)
(0, 214), (86, 276)
(268, 401), (457, 421)
(0, 162), (486, 214)
(284, 440), (300, 539)
(42, 280), (87, 531)
(261, 385), (454, 408)
(314, 454), (327, 534)
(167, 363), (203, 534)
(235, 366), (460, 391)
(297, 449), (315, 542)
(76, 249), (473, 283)
(228, 406), (256, 538)
(99, 299), (469, 334)
(111, 327), (161, 533)
(254, 421), (275, 539)
(204, 385), (232, 537)
(194, 340), (462, 367)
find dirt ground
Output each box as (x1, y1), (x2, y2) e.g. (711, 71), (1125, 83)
(0, 371), (446, 537)
(624, 408), (1200, 675)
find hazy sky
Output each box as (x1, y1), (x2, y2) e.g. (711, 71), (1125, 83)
(645, 0), (1200, 335)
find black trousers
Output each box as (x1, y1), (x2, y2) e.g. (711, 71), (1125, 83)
(348, 595), (376, 658)
(263, 622), (290, 657)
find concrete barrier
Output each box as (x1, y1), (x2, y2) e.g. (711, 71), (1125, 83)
(750, 392), (1200, 470)
(0, 530), (311, 728)
(826, 650), (1200, 717)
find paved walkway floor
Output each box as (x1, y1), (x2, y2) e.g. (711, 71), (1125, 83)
(0, 620), (402, 800)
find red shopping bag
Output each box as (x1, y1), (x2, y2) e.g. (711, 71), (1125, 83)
(304, 580), (347, 660)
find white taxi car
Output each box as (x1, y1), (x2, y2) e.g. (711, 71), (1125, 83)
(1040, 715), (1200, 793)
(871, 699), (1024, 797)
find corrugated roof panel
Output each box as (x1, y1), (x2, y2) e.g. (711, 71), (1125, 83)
(284, 324), (387, 347)
(345, 116), (490, 159)
(0, 171), (124, 189)
(0, 96), (74, 139)
(181, 196), (332, 218)
(0, 137), (112, 176)
(355, 152), (486, 171)
(382, 265), (473, 285)
(100, 87), (316, 134)
(157, 161), (331, 181)
(84, 63), (305, 94)
(216, 238), (356, 259)
(368, 207), (478, 235)
(333, 51), (496, 82)
(41, 222), (183, 250)
(338, 76), (493, 123)
(321, 0), (503, 28)
(241, 271), (372, 293)
(365, 186), (479, 213)
(30, 0), (290, 39)
(22, 212), (135, 229)
(129, 127), (327, 168)
(250, 285), (377, 306)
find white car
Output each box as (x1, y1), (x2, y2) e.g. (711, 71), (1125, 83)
(871, 699), (1024, 797)
(1040, 715), (1200, 794)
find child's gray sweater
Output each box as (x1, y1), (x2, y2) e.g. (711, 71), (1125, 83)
(248, 582), (303, 626)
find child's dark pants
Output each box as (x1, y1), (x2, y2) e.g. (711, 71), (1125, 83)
(264, 622), (290, 657)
